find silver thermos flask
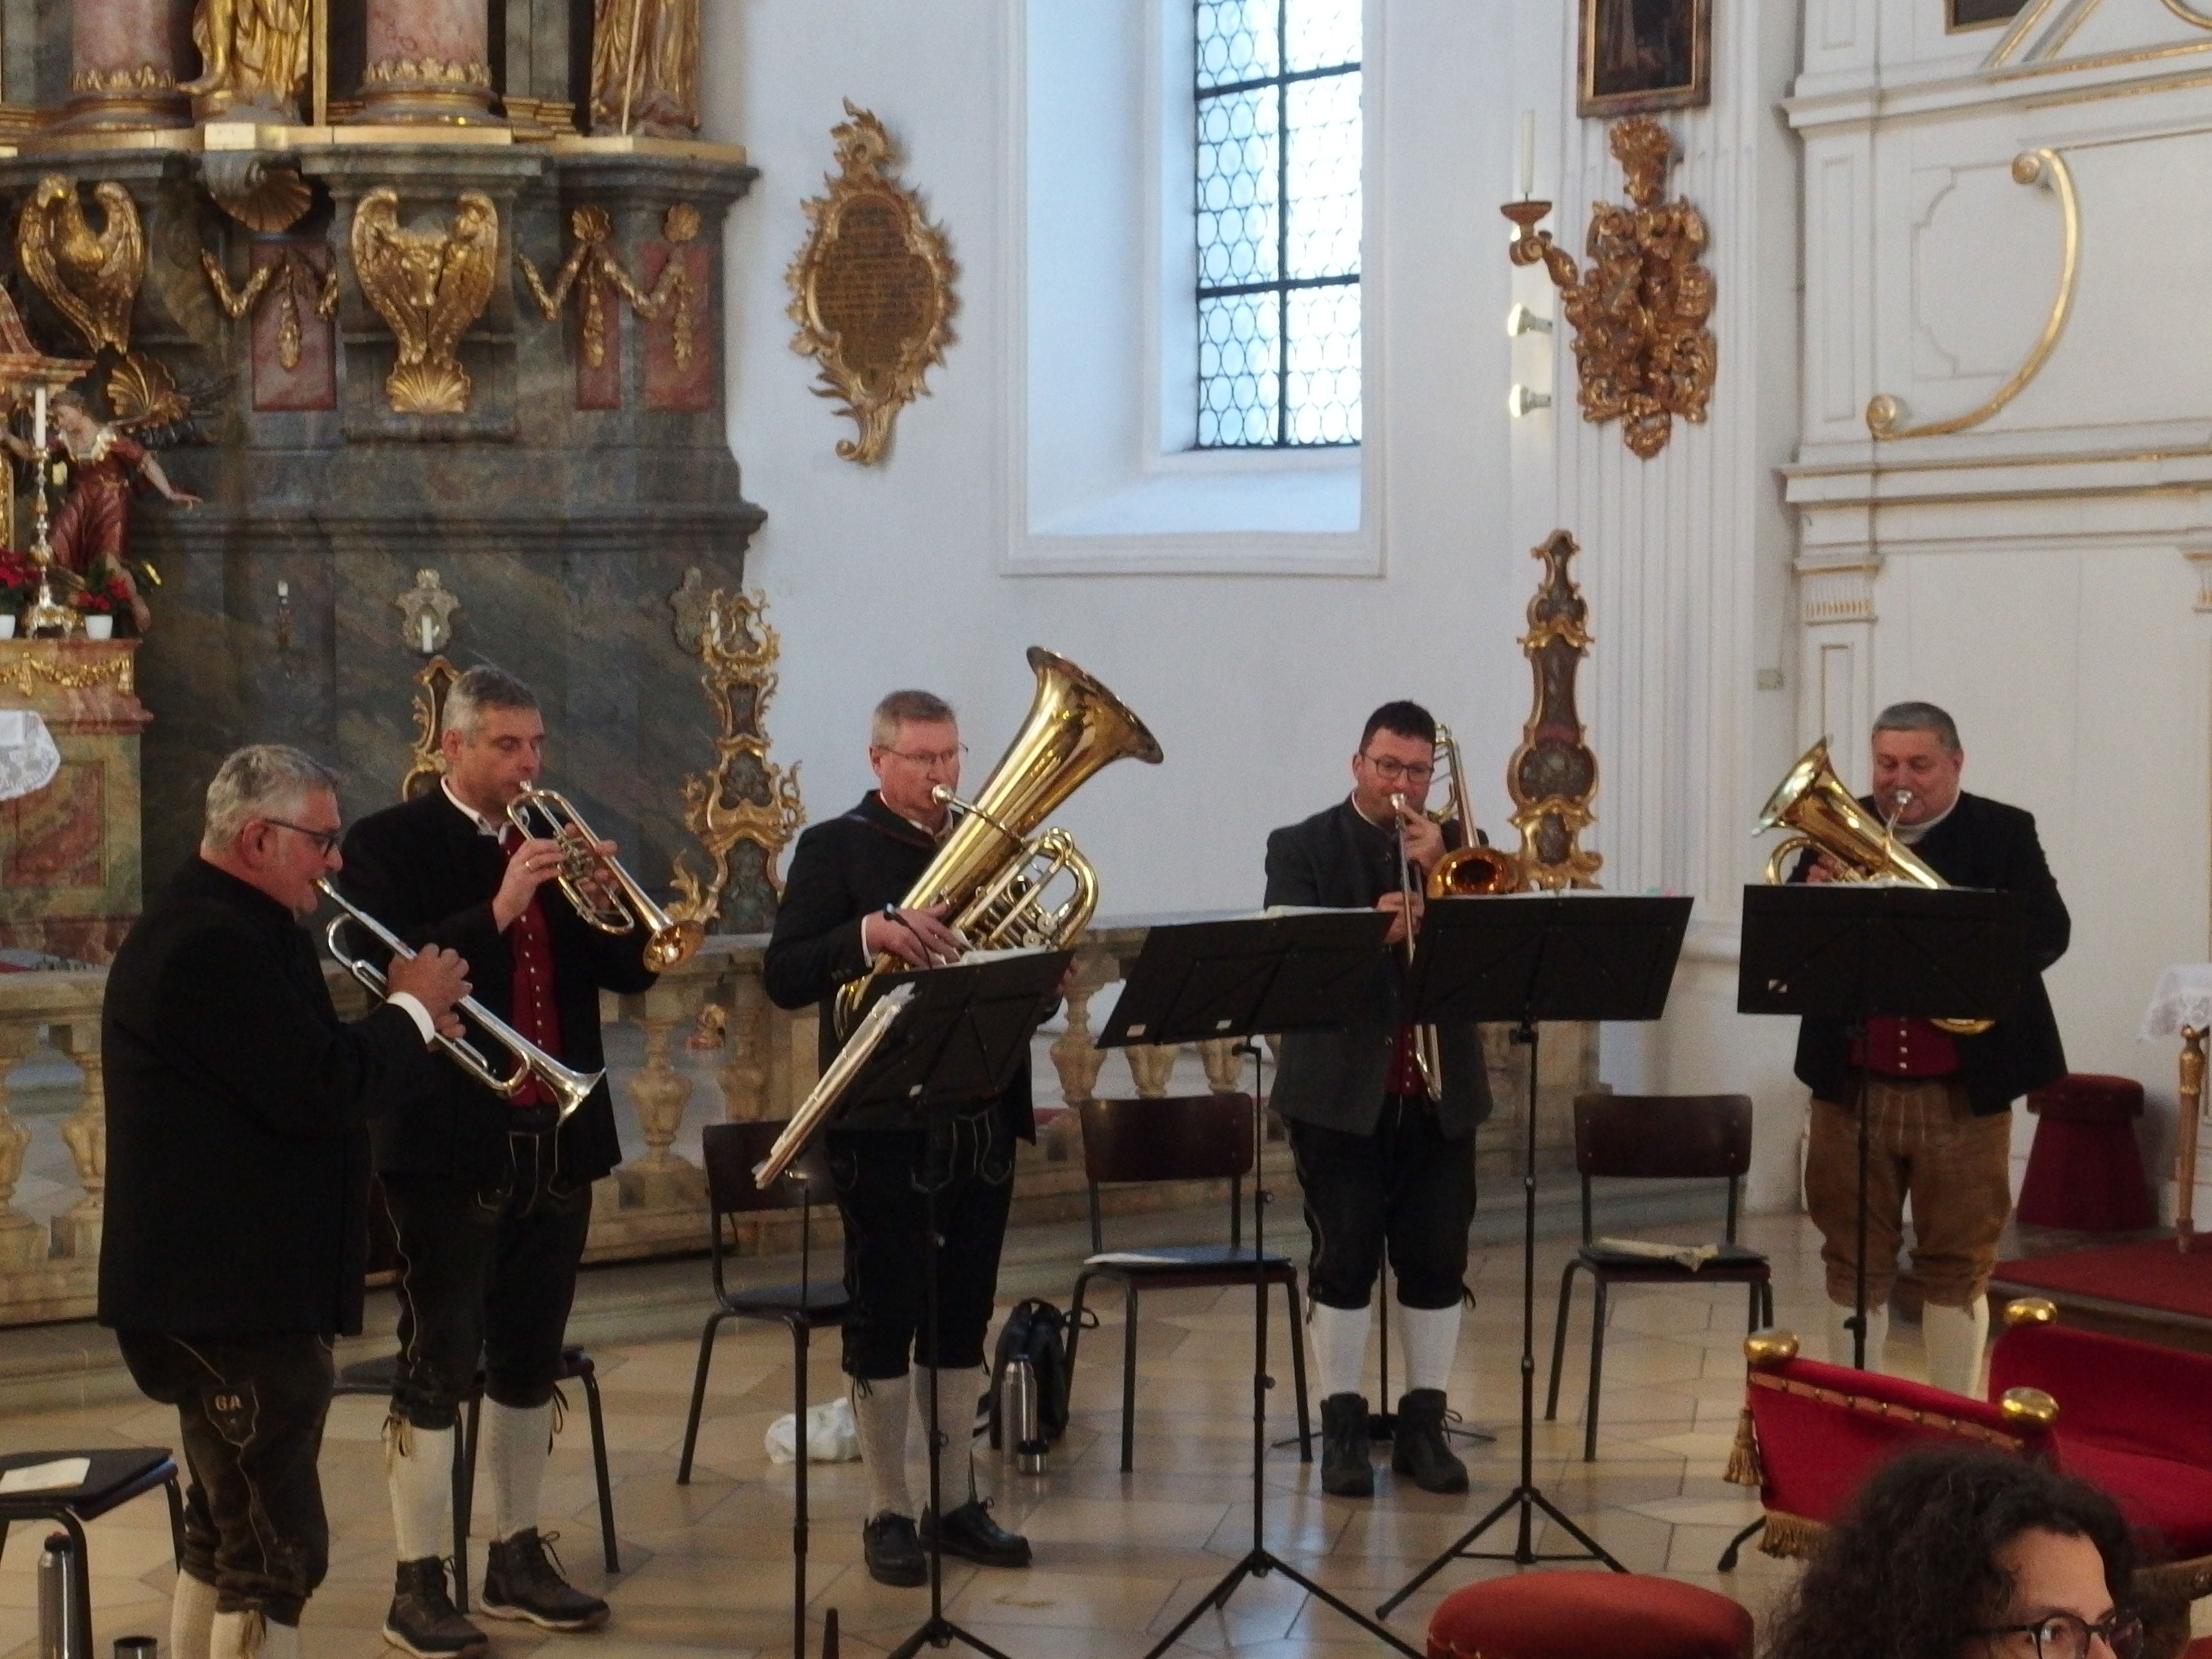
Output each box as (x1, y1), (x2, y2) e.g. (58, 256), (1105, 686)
(37, 1532), (84, 1659)
(1005, 1354), (1047, 1475)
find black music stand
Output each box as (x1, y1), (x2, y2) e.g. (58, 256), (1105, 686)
(1095, 909), (1424, 1659)
(1738, 884), (2024, 1369)
(1380, 893), (1691, 1615)
(797, 948), (1071, 1659)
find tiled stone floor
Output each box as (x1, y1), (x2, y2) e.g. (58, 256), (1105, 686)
(0, 1212), (1902, 1658)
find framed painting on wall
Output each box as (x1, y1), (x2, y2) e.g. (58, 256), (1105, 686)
(1578, 0), (1711, 118)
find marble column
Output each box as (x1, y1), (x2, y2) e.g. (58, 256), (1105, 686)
(358, 0), (498, 124)
(59, 0), (192, 130)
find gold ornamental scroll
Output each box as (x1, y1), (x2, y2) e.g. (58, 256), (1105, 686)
(786, 101), (957, 465)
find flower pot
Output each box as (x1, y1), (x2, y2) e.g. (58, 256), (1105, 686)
(82, 615), (113, 641)
(0, 615), (17, 640)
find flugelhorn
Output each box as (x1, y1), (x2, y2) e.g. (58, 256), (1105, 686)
(833, 647), (1163, 1035)
(507, 783), (704, 971)
(319, 880), (607, 1120)
(1753, 739), (1992, 1035)
(1424, 724), (1522, 898)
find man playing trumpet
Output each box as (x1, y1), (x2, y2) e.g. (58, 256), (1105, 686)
(1792, 702), (2069, 1395)
(340, 667), (658, 1657)
(1264, 700), (1493, 1500)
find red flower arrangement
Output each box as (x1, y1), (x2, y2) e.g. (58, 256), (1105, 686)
(0, 547), (39, 606)
(71, 564), (133, 617)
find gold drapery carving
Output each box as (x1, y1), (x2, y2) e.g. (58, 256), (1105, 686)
(518, 204), (696, 371)
(588, 0), (700, 137)
(786, 102), (957, 465)
(201, 247), (337, 372)
(348, 187), (500, 416)
(180, 0), (309, 117)
(1502, 117), (1715, 460)
(1864, 150), (2077, 441)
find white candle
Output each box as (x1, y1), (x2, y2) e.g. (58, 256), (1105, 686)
(1518, 110), (1535, 199)
(419, 613), (433, 654)
(31, 387), (45, 453)
(276, 580), (288, 600)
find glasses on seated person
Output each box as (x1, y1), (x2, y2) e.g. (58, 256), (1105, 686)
(1972, 1611), (2142, 1659)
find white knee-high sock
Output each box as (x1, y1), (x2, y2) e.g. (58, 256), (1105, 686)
(386, 1420), (456, 1563)
(1922, 1301), (1991, 1398)
(169, 1570), (219, 1659)
(919, 1366), (988, 1510)
(1825, 1300), (1890, 1374)
(850, 1374), (914, 1519)
(483, 1399), (554, 1542)
(1311, 1301), (1372, 1399)
(1394, 1302), (1463, 1396)
(210, 1609), (297, 1659)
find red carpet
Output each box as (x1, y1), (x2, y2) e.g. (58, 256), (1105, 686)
(1996, 1239), (2212, 1320)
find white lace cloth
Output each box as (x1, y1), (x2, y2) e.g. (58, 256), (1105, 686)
(2141, 964), (2212, 1039)
(0, 711), (59, 802)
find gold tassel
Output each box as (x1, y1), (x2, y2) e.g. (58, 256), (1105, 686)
(1724, 1404), (1764, 1487)
(1759, 1510), (1827, 1560)
(237, 1608), (268, 1659)
(380, 1411), (412, 1473)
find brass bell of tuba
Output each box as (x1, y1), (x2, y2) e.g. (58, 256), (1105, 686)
(1424, 724), (1522, 898)
(1753, 738), (1992, 1035)
(833, 647), (1164, 1035)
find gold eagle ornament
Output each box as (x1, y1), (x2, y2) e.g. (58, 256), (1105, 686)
(348, 187), (501, 416)
(17, 176), (145, 358)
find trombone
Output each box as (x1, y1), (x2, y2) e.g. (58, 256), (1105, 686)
(319, 879), (606, 1122)
(507, 783), (704, 971)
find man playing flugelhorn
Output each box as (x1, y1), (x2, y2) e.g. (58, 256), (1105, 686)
(1264, 700), (1493, 1500)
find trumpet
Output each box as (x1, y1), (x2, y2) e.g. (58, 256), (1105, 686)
(507, 784), (704, 971)
(1390, 792), (1444, 1100)
(319, 879), (607, 1122)
(1424, 724), (1522, 898)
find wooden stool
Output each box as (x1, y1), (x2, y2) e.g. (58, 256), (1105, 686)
(1427, 1571), (1753, 1659)
(2018, 1074), (2154, 1232)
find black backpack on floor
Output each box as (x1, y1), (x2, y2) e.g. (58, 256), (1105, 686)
(987, 1297), (1075, 1447)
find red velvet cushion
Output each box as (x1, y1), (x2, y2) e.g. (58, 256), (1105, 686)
(1991, 1324), (2212, 1469)
(1749, 1355), (2037, 1526)
(2056, 1439), (2212, 1559)
(2026, 1074), (2143, 1122)
(1427, 1573), (1753, 1659)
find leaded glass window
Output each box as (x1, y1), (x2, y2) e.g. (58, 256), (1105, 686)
(1194, 0), (1362, 448)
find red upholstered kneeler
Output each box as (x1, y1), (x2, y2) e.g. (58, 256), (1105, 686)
(2017, 1074), (2155, 1231)
(1427, 1573), (1753, 1659)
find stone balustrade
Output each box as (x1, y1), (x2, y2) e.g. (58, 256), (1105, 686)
(0, 918), (1599, 1327)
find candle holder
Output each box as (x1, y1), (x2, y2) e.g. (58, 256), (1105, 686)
(22, 447), (77, 638)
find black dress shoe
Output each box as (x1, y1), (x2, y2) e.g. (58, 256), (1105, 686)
(1320, 1391), (1374, 1497)
(1391, 1388), (1469, 1493)
(864, 1512), (928, 1588)
(480, 1529), (610, 1631)
(382, 1558), (488, 1659)
(922, 1498), (1032, 1568)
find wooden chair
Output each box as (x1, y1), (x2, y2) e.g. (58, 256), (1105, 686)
(1064, 1094), (1312, 1472)
(1544, 1093), (1772, 1461)
(676, 1119), (848, 1659)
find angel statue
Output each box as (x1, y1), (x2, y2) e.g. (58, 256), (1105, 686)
(178, 0), (310, 118)
(589, 0), (700, 137)
(348, 188), (502, 416)
(1, 389), (201, 634)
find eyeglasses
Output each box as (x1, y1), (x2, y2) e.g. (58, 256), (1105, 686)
(883, 745), (967, 768)
(1359, 753), (1435, 784)
(1973, 1611), (2142, 1659)
(265, 818), (343, 857)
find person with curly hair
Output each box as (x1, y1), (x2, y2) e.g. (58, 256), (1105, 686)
(1765, 1446), (2140, 1659)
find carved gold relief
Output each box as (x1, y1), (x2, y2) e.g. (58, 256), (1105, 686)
(361, 57), (494, 88)
(203, 155), (313, 234)
(399, 654), (459, 801)
(518, 203), (694, 371)
(69, 65), (177, 93)
(664, 575), (804, 933)
(1864, 149), (2077, 441)
(180, 0), (310, 117)
(201, 247), (337, 372)
(1502, 118), (1715, 460)
(786, 101), (957, 465)
(18, 178), (144, 360)
(349, 187), (500, 416)
(1508, 531), (1603, 891)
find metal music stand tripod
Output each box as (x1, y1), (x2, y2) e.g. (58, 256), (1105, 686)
(1737, 883), (2024, 1368)
(1095, 908), (1423, 1659)
(1380, 893), (1691, 1616)
(779, 948), (1071, 1659)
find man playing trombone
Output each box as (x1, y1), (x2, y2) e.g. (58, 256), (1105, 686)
(102, 745), (469, 1659)
(1264, 700), (1493, 1500)
(339, 667), (658, 1658)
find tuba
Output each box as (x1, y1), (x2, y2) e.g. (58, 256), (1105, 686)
(1753, 739), (1991, 1035)
(1424, 724), (1522, 898)
(833, 648), (1163, 1035)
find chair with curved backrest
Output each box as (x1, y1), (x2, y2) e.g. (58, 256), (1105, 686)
(676, 1118), (849, 1659)
(1063, 1093), (1311, 1473)
(1545, 1093), (1772, 1461)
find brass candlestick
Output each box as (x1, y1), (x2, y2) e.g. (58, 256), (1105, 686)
(22, 443), (74, 638)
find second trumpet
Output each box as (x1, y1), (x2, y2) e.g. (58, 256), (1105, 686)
(507, 783), (704, 971)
